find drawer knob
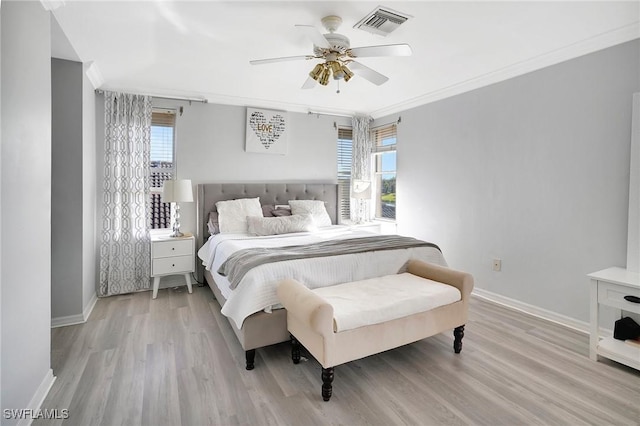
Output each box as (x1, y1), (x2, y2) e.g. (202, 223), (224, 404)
(624, 295), (640, 304)
(172, 264), (175, 267)
(172, 247), (175, 251)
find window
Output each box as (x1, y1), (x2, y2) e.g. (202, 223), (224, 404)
(337, 127), (353, 222)
(372, 124), (397, 220)
(150, 109), (176, 229)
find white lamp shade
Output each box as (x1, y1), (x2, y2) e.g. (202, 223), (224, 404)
(352, 179), (371, 200)
(162, 179), (193, 203)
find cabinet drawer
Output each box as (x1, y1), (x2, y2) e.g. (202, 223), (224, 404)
(152, 255), (194, 276)
(153, 239), (192, 258)
(598, 281), (640, 314)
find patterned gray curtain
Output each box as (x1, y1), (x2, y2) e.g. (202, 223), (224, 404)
(351, 115), (373, 223)
(99, 92), (152, 296)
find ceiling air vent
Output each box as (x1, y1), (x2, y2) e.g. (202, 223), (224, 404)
(354, 6), (412, 37)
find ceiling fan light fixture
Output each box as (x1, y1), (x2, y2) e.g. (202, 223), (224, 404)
(309, 63), (324, 81)
(251, 14), (402, 89)
(329, 61), (342, 76)
(342, 64), (354, 82)
(319, 67), (331, 85)
(329, 61), (342, 77)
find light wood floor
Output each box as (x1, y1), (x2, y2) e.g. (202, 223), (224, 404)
(37, 284), (640, 426)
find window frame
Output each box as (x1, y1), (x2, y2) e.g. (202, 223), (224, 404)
(150, 108), (177, 231)
(372, 124), (397, 221)
(337, 127), (353, 223)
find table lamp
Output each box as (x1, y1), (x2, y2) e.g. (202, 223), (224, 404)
(162, 179), (193, 237)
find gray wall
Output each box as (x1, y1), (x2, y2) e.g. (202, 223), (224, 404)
(51, 57), (97, 323)
(52, 58), (83, 319)
(379, 40), (640, 325)
(95, 99), (348, 288)
(1, 1), (53, 422)
(170, 101), (347, 236)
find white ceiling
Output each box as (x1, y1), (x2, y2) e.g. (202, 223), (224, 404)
(51, 1), (640, 118)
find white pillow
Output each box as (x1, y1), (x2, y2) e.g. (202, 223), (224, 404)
(215, 198), (262, 233)
(288, 199), (332, 227)
(247, 214), (315, 236)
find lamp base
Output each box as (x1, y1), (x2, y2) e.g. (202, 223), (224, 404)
(169, 230), (184, 238)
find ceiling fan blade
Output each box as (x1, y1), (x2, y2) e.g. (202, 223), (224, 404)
(295, 24), (331, 49)
(348, 43), (412, 58)
(348, 61), (389, 86)
(250, 55), (316, 65)
(301, 76), (316, 89)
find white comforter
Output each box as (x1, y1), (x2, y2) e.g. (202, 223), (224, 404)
(197, 226), (447, 329)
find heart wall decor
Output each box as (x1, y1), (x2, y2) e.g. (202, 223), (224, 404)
(245, 107), (288, 155)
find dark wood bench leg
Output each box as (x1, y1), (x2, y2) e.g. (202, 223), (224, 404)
(290, 334), (301, 364)
(321, 367), (334, 401)
(245, 349), (256, 370)
(453, 325), (465, 353)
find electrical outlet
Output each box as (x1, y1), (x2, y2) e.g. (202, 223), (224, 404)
(492, 259), (502, 272)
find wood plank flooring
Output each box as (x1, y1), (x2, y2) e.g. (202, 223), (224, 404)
(36, 285), (640, 426)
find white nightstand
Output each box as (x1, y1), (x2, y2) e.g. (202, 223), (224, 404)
(588, 267), (640, 370)
(151, 234), (194, 299)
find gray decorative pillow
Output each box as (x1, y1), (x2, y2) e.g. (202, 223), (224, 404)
(261, 204), (276, 217)
(246, 214), (314, 236)
(271, 208), (292, 217)
(208, 212), (220, 235)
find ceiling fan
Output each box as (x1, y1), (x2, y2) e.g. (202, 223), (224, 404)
(249, 15), (412, 89)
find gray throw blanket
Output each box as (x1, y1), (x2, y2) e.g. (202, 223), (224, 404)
(218, 235), (441, 289)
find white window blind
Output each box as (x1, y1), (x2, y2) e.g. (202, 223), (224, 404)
(372, 124), (397, 220)
(337, 127), (353, 222)
(150, 109), (176, 229)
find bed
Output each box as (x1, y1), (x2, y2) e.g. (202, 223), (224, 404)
(196, 183), (447, 369)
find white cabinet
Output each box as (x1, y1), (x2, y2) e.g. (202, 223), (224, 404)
(588, 267), (640, 370)
(151, 234), (194, 299)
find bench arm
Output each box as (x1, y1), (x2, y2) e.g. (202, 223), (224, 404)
(277, 279), (334, 338)
(407, 259), (474, 299)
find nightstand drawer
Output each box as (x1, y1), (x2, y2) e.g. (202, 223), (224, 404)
(152, 239), (192, 258)
(152, 255), (193, 276)
(597, 281), (640, 313)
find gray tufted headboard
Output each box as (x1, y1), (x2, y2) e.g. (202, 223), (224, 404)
(196, 182), (338, 282)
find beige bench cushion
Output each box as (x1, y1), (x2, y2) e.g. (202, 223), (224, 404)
(312, 273), (461, 332)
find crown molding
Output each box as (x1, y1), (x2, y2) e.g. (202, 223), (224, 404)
(85, 61), (104, 89)
(369, 23), (640, 119)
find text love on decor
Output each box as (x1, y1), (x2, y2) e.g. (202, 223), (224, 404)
(245, 107), (288, 155)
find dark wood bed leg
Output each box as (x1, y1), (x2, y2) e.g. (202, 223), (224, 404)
(321, 367), (334, 402)
(291, 334), (301, 364)
(453, 325), (465, 354)
(245, 349), (256, 370)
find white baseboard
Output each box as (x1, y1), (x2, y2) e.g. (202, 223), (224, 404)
(472, 288), (590, 334)
(51, 313), (85, 328)
(83, 292), (98, 321)
(17, 369), (56, 426)
(51, 292), (98, 328)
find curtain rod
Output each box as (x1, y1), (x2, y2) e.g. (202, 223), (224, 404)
(307, 110), (352, 119)
(94, 89), (208, 104)
(307, 110), (401, 128)
(372, 116), (402, 129)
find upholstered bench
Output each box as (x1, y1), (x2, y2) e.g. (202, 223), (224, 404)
(276, 259), (474, 401)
